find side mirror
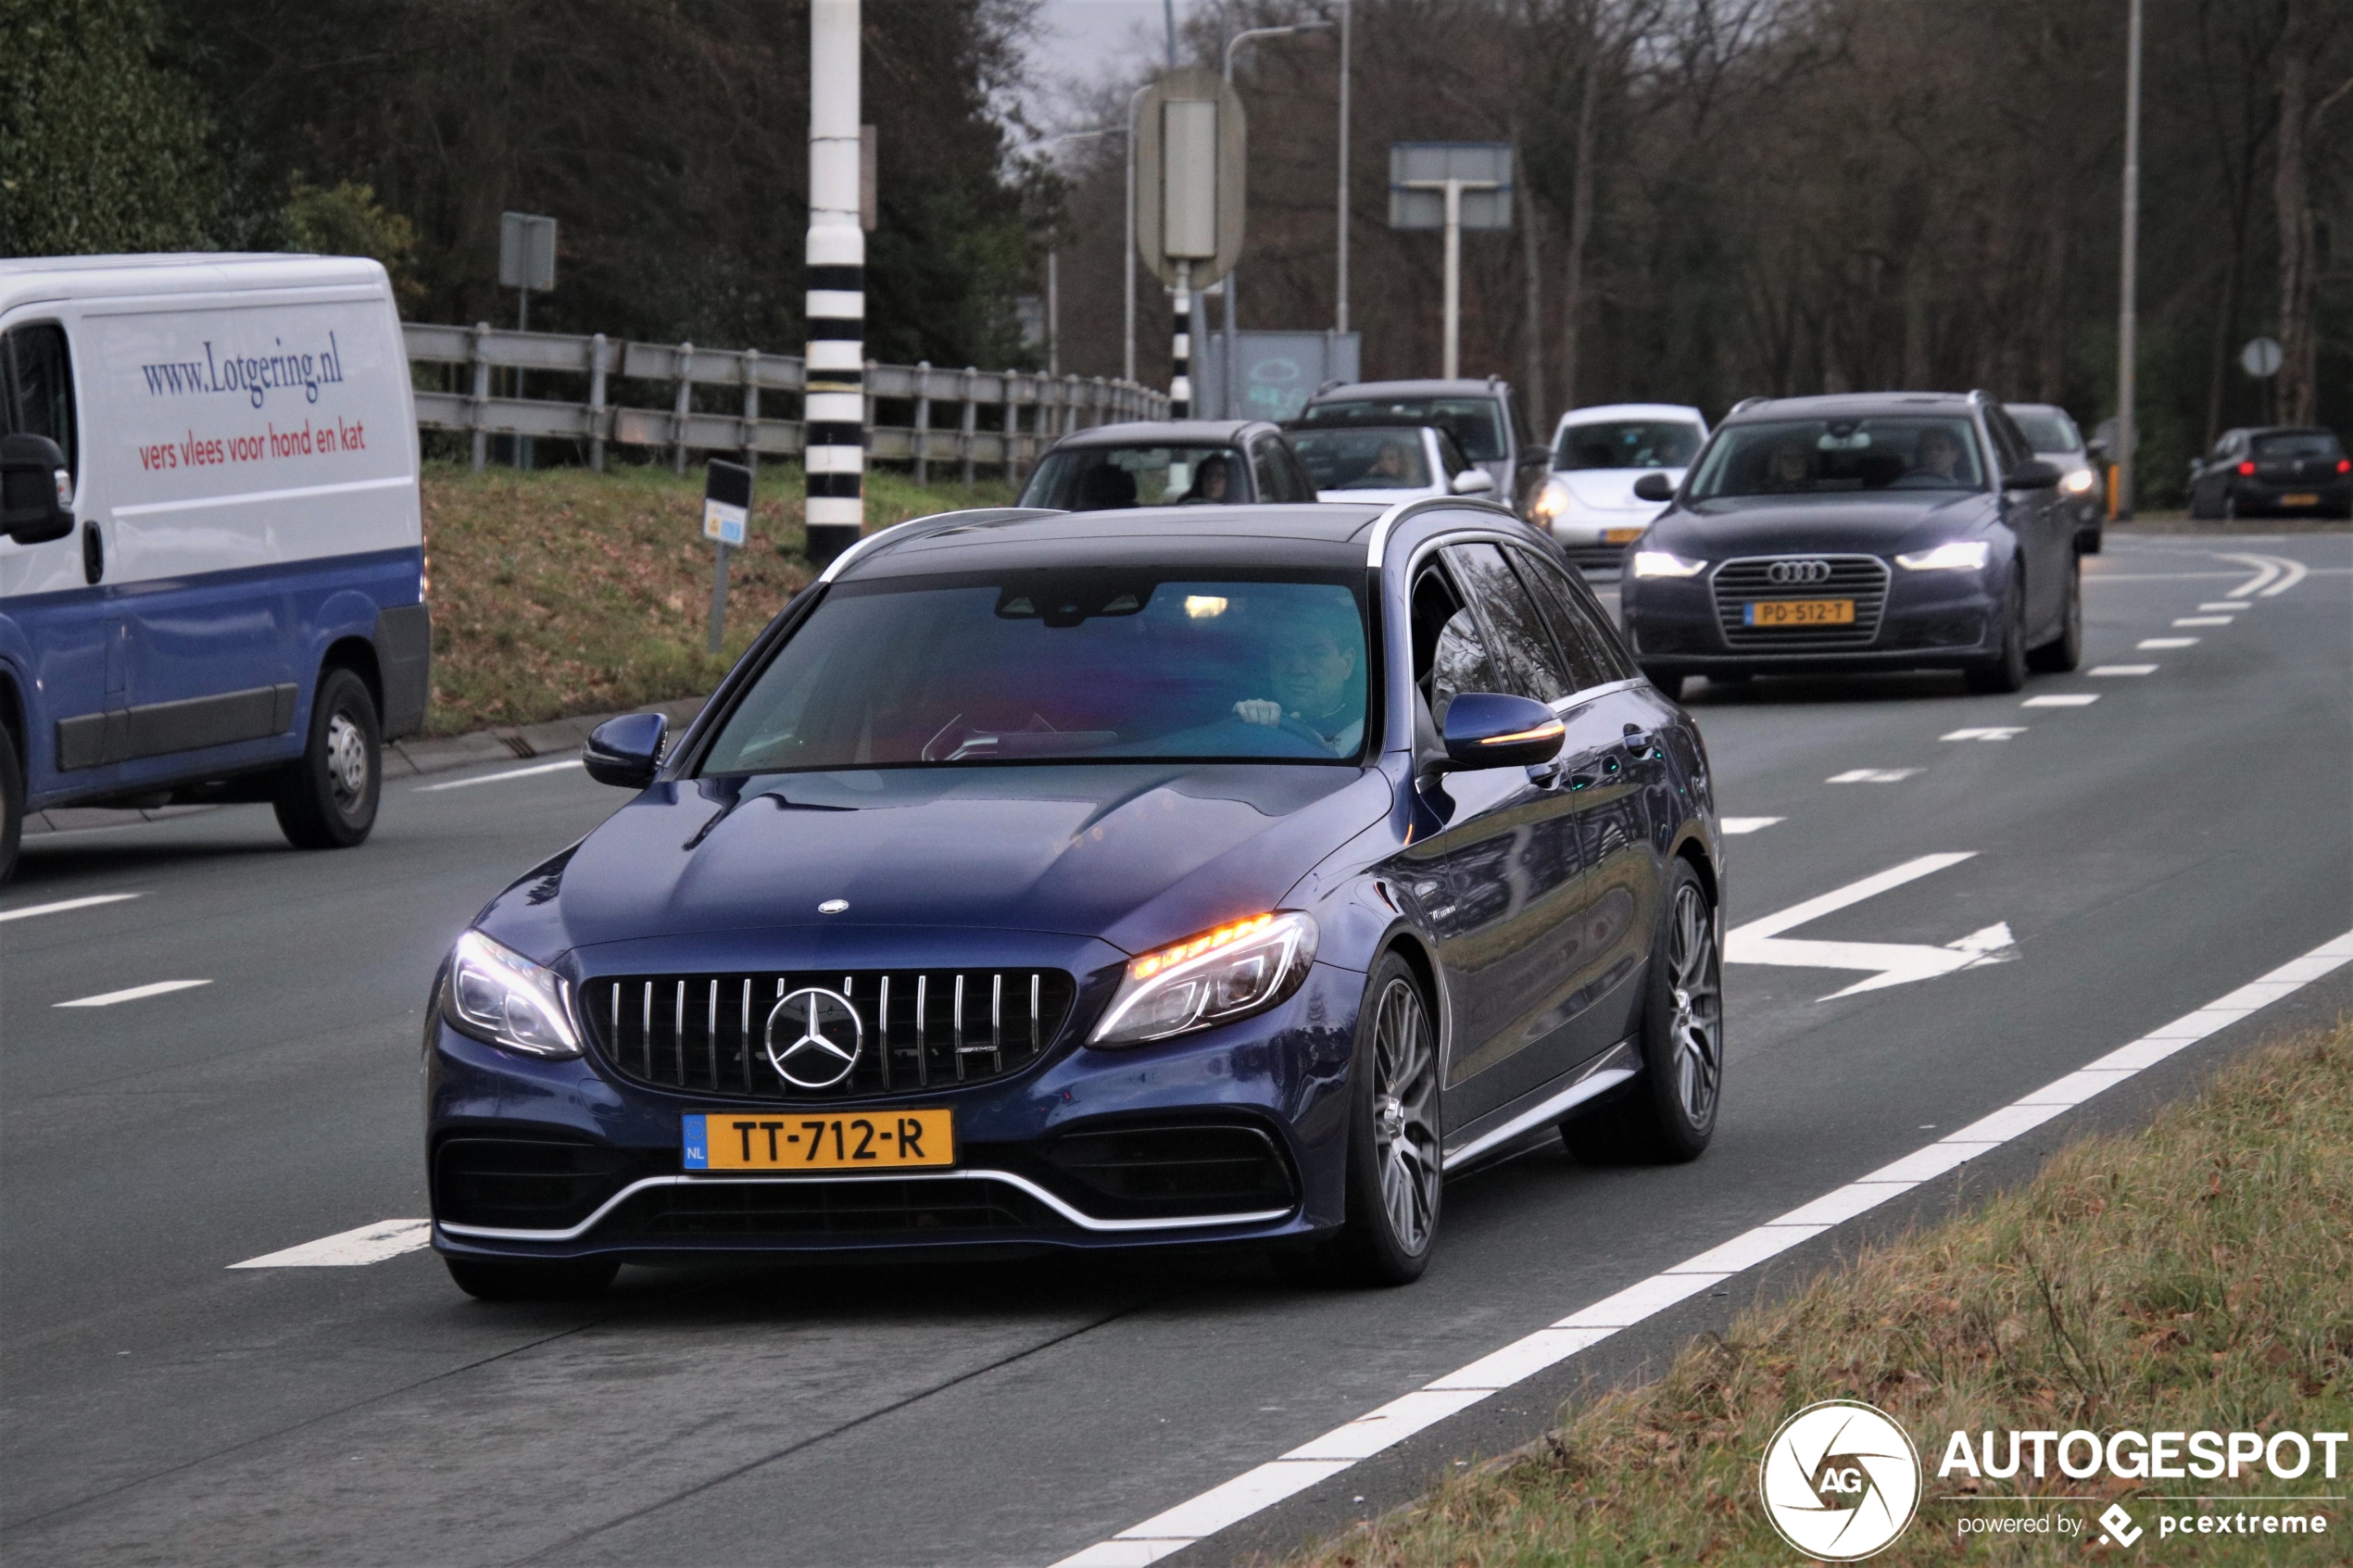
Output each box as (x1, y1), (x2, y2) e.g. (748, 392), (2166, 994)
(1440, 692), (1565, 771)
(2005, 458), (2062, 490)
(1, 433), (75, 545)
(1450, 469), (1495, 495)
(584, 711), (668, 788)
(1632, 471), (1676, 503)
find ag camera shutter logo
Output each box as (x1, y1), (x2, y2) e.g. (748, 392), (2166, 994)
(1759, 1399), (1922, 1561)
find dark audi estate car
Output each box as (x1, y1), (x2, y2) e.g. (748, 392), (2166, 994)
(1619, 391), (2082, 696)
(426, 500), (1725, 1297)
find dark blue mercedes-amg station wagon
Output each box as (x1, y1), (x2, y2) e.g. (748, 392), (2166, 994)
(425, 499), (1726, 1298)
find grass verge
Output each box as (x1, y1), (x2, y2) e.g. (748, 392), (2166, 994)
(419, 460), (1012, 734)
(1292, 1018), (2353, 1565)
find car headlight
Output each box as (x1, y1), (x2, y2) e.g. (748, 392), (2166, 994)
(442, 930), (583, 1058)
(1631, 550), (1706, 578)
(2058, 468), (2097, 495)
(1894, 540), (1992, 571)
(1090, 911), (1318, 1047)
(1530, 478), (1571, 523)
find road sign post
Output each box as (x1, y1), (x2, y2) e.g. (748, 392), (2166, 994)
(498, 212), (557, 467)
(1390, 143), (1512, 379)
(703, 459), (751, 655)
(1134, 69), (1246, 418)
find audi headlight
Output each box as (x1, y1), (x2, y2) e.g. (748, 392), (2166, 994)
(442, 930), (582, 1058)
(1090, 911), (1318, 1047)
(1894, 540), (1991, 571)
(1530, 478), (1571, 523)
(2058, 468), (2096, 496)
(1631, 550), (1706, 578)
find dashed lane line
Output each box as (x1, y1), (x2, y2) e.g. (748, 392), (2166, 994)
(2196, 603), (2247, 612)
(1827, 769), (1919, 784)
(2139, 637), (2196, 649)
(0, 893), (145, 924)
(1047, 927), (2353, 1568)
(230, 1219), (433, 1269)
(2022, 694), (2099, 708)
(1942, 727), (2024, 742)
(53, 979), (211, 1009)
(2089, 665), (2157, 676)
(414, 758), (585, 792)
(1719, 818), (1782, 834)
(2173, 616), (2233, 627)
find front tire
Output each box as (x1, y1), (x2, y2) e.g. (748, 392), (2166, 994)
(1336, 954), (1443, 1286)
(2026, 555), (2083, 673)
(1566, 859), (1722, 1164)
(444, 1255), (619, 1301)
(274, 667), (382, 849)
(1964, 564), (2029, 694)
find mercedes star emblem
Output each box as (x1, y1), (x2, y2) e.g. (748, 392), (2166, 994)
(764, 986), (862, 1089)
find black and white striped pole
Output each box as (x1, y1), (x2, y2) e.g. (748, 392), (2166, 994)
(1170, 262), (1192, 418)
(803, 0), (864, 565)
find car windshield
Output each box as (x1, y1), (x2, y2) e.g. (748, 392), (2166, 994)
(1554, 420), (1704, 470)
(698, 573), (1371, 773)
(1291, 428), (1431, 489)
(1019, 445), (1249, 510)
(2008, 409), (2082, 453)
(2252, 430), (2343, 459)
(1686, 416), (1987, 498)
(1296, 396), (1504, 459)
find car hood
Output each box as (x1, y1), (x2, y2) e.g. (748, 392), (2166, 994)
(1650, 491), (1995, 555)
(1557, 469), (1687, 510)
(477, 763), (1394, 965)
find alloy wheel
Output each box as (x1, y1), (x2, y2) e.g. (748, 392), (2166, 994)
(1369, 976), (1441, 1254)
(1666, 882), (1723, 1128)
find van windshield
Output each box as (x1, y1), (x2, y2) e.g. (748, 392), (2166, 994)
(698, 573), (1371, 773)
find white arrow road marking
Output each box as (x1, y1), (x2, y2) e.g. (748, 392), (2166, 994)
(2220, 552), (2307, 598)
(1827, 769), (1919, 784)
(231, 1219), (432, 1268)
(0, 893), (145, 923)
(1942, 727), (2025, 741)
(54, 979), (211, 1009)
(1720, 817), (1783, 834)
(1723, 853), (2016, 999)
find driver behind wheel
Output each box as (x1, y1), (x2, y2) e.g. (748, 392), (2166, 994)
(1232, 603), (1365, 755)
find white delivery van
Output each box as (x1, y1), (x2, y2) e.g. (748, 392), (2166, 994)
(0, 254), (428, 881)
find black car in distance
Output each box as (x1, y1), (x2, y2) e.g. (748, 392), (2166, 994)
(1618, 391), (2082, 698)
(1017, 420), (1319, 511)
(2187, 427), (2352, 521)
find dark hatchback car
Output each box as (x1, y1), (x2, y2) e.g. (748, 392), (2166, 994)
(2187, 427), (2351, 520)
(1618, 391), (2082, 697)
(425, 501), (1725, 1298)
(1016, 420), (1318, 510)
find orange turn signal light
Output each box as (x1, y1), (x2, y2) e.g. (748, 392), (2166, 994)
(1131, 913), (1276, 981)
(1476, 719), (1567, 746)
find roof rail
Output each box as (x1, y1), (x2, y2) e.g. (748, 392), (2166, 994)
(1363, 495), (1513, 568)
(1967, 388), (1993, 405)
(816, 508), (1064, 583)
(1728, 395), (1770, 415)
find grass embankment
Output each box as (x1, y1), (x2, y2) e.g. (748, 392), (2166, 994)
(420, 461), (1012, 735)
(1297, 1021), (2353, 1566)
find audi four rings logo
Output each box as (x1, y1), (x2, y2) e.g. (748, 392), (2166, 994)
(764, 987), (862, 1088)
(1767, 558), (1836, 584)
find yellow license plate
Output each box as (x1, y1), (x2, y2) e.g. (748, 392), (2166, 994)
(1604, 527), (1643, 544)
(2282, 493), (2320, 507)
(1745, 598), (1855, 626)
(684, 1109), (954, 1171)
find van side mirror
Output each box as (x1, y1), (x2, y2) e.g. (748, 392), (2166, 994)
(1632, 471), (1676, 503)
(584, 711), (668, 788)
(1450, 469), (1495, 495)
(2, 434), (75, 545)
(1439, 692), (1565, 771)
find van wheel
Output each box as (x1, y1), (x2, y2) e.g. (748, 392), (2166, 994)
(0, 723), (22, 885)
(275, 668), (382, 848)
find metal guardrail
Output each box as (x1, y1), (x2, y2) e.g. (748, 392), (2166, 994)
(403, 322), (1170, 481)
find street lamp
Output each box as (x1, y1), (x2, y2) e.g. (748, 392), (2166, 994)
(1218, 18), (1334, 417)
(1012, 126), (1120, 379)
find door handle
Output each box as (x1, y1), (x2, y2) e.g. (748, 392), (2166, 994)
(1621, 725), (1654, 758)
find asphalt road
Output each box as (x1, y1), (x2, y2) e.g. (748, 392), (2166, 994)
(4, 529), (2348, 1568)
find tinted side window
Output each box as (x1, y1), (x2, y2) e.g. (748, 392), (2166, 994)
(1277, 440), (1317, 501)
(1251, 439), (1292, 503)
(1, 324), (79, 483)
(1442, 541), (1569, 702)
(1511, 546), (1633, 688)
(1410, 562), (1494, 728)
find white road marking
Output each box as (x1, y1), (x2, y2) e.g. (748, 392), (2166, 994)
(0, 893), (145, 924)
(1719, 817), (1783, 834)
(2220, 552), (2308, 598)
(1827, 769), (1919, 783)
(230, 1219), (432, 1269)
(1722, 852), (2015, 998)
(1051, 928), (2353, 1568)
(1942, 727), (2024, 742)
(2089, 665), (2157, 676)
(2173, 616), (2233, 626)
(54, 979), (211, 1009)
(415, 758), (584, 792)
(2196, 603), (2246, 612)
(2139, 637), (2196, 648)
(2022, 694), (2099, 708)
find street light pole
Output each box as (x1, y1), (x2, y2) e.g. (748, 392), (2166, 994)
(1336, 0), (1351, 337)
(1125, 82), (1150, 383)
(1220, 19), (1333, 418)
(2114, 0), (2143, 521)
(1406, 177), (1496, 378)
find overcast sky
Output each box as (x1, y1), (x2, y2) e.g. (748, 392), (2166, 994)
(1022, 0), (1199, 123)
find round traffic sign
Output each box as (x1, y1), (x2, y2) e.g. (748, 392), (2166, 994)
(2239, 336), (2284, 378)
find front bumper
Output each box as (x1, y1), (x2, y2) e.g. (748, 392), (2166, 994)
(2225, 478), (2353, 516)
(425, 961), (1365, 1263)
(1546, 511), (1653, 571)
(1622, 560), (2003, 673)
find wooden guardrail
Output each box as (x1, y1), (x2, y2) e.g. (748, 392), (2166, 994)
(402, 322), (1169, 482)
